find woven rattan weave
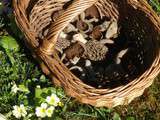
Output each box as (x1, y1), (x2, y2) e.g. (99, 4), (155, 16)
(13, 0), (160, 108)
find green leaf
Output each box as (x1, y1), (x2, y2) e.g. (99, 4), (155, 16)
(35, 87), (61, 106)
(40, 75), (47, 82)
(35, 88), (44, 105)
(19, 84), (30, 93)
(113, 112), (121, 120)
(23, 99), (29, 106)
(5, 50), (15, 65)
(35, 87), (50, 104)
(0, 36), (19, 52)
(35, 88), (43, 99)
(126, 116), (135, 120)
(99, 107), (112, 113)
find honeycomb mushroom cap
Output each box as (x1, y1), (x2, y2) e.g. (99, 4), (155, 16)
(83, 40), (108, 61)
(55, 38), (71, 52)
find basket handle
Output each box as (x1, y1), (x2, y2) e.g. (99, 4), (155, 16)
(38, 0), (98, 55)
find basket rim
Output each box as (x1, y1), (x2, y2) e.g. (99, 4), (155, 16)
(13, 0), (160, 108)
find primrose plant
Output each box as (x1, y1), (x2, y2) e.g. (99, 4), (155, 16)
(0, 35), (65, 119)
(35, 93), (62, 118)
(9, 73), (64, 119)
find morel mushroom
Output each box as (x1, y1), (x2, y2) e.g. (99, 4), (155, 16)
(55, 31), (71, 53)
(55, 38), (71, 53)
(82, 40), (108, 61)
(73, 33), (109, 61)
(62, 33), (109, 62)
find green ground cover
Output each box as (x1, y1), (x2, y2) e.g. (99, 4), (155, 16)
(0, 0), (159, 120)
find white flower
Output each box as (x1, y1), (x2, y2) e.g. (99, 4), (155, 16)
(46, 106), (55, 117)
(35, 103), (47, 118)
(11, 84), (20, 94)
(12, 104), (27, 119)
(46, 94), (60, 106)
(36, 85), (41, 88)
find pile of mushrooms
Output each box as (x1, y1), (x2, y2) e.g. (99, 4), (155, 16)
(53, 5), (129, 88)
(29, 0), (138, 88)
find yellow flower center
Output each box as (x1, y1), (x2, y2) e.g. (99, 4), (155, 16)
(18, 108), (22, 113)
(40, 108), (46, 113)
(47, 109), (52, 113)
(50, 98), (55, 104)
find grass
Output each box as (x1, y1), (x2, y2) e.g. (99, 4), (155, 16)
(149, 0), (160, 13)
(0, 0), (160, 120)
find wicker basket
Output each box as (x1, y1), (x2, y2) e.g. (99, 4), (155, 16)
(13, 0), (160, 108)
